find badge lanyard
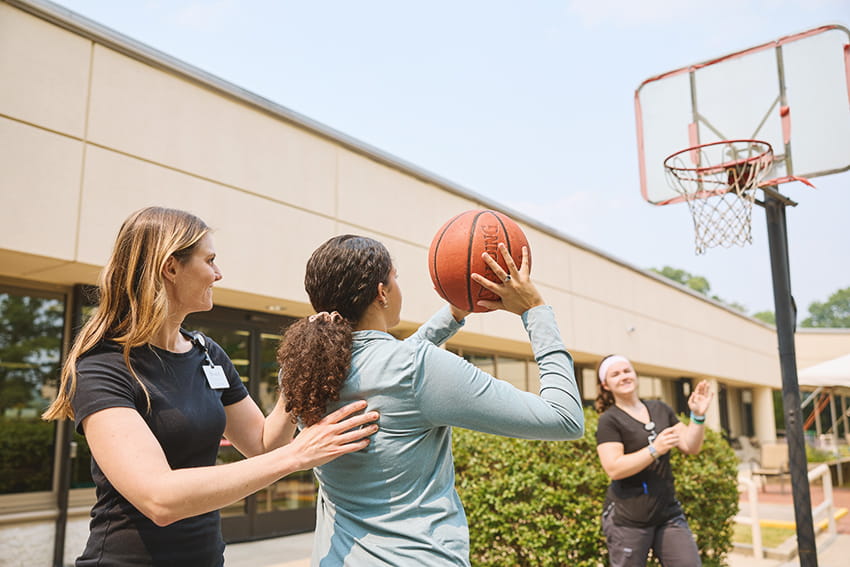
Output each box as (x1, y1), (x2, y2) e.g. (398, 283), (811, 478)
(191, 332), (230, 389)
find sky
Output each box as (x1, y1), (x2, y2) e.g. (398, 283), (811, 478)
(45, 0), (850, 322)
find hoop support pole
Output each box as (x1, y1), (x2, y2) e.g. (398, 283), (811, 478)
(757, 185), (798, 207)
(763, 189), (818, 567)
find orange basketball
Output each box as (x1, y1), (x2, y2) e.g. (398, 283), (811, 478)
(428, 209), (531, 313)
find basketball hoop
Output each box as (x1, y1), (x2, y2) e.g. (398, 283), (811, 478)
(664, 139), (774, 254)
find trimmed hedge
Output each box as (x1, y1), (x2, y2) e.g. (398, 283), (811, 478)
(453, 407), (739, 567)
(0, 417), (55, 493)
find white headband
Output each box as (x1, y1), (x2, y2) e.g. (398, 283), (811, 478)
(598, 355), (631, 385)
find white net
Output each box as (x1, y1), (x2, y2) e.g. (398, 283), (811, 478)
(664, 140), (774, 254)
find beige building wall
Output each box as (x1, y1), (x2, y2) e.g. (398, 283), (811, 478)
(795, 329), (850, 372)
(1, 0), (848, 562)
(0, 0), (796, 384)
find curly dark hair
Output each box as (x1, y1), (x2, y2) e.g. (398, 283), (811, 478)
(594, 354), (617, 414)
(277, 235), (393, 426)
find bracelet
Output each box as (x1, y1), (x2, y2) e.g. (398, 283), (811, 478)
(647, 443), (659, 461)
(690, 411), (706, 425)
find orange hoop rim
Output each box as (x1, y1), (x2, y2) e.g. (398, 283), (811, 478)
(663, 139), (774, 177)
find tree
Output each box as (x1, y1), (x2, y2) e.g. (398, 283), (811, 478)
(650, 266), (711, 295)
(801, 287), (850, 328)
(0, 293), (64, 413)
(753, 311), (776, 325)
(650, 266), (746, 313)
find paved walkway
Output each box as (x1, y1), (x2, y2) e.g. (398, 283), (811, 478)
(224, 483), (850, 567)
(225, 532), (850, 567)
(728, 479), (850, 567)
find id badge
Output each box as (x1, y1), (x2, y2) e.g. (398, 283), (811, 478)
(203, 364), (229, 389)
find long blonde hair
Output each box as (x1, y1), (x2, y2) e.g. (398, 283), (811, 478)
(42, 207), (209, 420)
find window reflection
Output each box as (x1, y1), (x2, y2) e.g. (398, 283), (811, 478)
(258, 330), (318, 513)
(0, 289), (65, 494)
(191, 324), (251, 519)
(463, 353), (495, 377)
(457, 350), (537, 393)
(497, 357), (527, 391)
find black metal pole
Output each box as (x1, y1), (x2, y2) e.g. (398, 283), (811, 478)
(53, 284), (93, 565)
(52, 420), (72, 567)
(763, 190), (818, 566)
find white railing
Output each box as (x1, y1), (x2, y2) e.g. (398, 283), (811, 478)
(736, 473), (764, 558)
(735, 463), (836, 559)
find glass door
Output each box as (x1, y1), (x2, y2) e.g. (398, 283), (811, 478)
(187, 321), (253, 540)
(252, 332), (317, 536)
(186, 306), (317, 542)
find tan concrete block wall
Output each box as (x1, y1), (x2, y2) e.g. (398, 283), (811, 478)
(795, 329), (850, 370)
(0, 0), (795, 391)
(0, 118), (83, 261)
(0, 3), (90, 136)
(86, 47), (339, 215)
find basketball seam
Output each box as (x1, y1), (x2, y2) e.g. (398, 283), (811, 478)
(431, 211), (464, 304)
(466, 211), (485, 311)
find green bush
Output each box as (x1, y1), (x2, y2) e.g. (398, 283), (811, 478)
(0, 417), (55, 493)
(453, 407), (739, 567)
(670, 417), (740, 565)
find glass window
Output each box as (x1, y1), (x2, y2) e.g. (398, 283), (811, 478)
(496, 356), (527, 391)
(527, 360), (541, 393)
(581, 367), (598, 402)
(190, 323), (251, 519)
(639, 375), (663, 399)
(257, 330), (318, 513)
(463, 353), (495, 377)
(0, 287), (65, 495)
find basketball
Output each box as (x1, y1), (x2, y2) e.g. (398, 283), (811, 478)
(427, 209), (531, 312)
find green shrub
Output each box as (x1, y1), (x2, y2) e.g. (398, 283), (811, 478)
(670, 417), (740, 566)
(0, 417), (55, 493)
(805, 444), (835, 463)
(453, 407), (739, 567)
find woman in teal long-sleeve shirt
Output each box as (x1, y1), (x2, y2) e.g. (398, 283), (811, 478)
(277, 234), (584, 566)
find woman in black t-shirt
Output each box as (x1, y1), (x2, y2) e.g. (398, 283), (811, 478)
(594, 354), (712, 567)
(42, 207), (379, 566)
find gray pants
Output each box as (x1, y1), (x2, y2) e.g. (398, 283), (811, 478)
(601, 505), (701, 567)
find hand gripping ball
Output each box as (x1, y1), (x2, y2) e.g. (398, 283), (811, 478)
(427, 209), (531, 312)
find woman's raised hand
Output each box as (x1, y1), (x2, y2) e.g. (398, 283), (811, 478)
(472, 244), (544, 315)
(289, 401), (379, 470)
(687, 380), (713, 416)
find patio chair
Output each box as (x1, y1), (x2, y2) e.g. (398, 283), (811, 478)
(735, 436), (760, 468)
(751, 442), (790, 493)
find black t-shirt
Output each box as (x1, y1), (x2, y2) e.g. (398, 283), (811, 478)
(596, 400), (682, 527)
(72, 331), (248, 567)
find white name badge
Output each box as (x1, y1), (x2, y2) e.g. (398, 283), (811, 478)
(203, 365), (229, 389)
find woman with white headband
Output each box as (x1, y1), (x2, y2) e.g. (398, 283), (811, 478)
(595, 354), (712, 567)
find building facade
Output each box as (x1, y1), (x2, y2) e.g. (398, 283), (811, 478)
(1, 0), (848, 564)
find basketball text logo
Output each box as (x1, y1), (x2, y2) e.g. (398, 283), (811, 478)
(476, 223), (501, 302)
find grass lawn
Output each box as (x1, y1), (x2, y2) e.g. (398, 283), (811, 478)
(733, 523), (796, 549)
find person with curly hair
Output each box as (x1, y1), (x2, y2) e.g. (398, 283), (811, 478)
(277, 234), (584, 566)
(595, 354), (713, 567)
(42, 207), (379, 566)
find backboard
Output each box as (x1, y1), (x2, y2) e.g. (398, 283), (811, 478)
(635, 24), (850, 206)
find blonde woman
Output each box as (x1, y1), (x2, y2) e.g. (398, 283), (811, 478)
(43, 207), (378, 566)
(595, 354), (712, 567)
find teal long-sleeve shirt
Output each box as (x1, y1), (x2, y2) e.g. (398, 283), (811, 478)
(311, 304), (584, 566)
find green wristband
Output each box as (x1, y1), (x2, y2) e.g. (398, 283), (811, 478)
(690, 411), (706, 424)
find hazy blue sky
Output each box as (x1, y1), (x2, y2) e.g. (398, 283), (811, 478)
(48, 0), (850, 321)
